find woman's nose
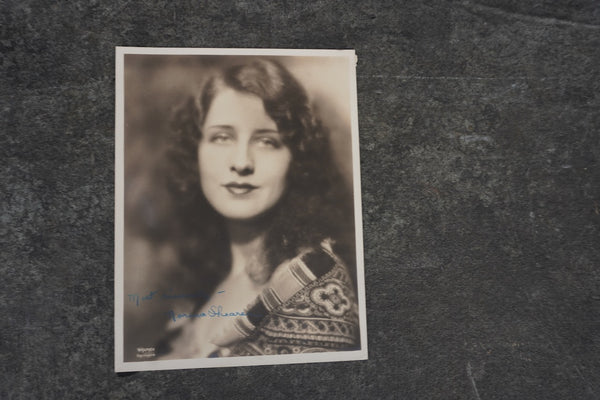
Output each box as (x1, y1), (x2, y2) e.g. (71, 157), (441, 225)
(230, 142), (254, 175)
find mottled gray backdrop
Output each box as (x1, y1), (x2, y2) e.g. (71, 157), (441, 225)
(2, 1), (599, 399)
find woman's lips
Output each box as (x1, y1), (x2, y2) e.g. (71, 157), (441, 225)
(223, 182), (258, 195)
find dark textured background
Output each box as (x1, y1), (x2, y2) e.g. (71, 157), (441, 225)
(2, 1), (599, 399)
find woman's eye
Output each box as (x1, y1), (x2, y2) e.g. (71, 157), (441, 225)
(210, 133), (233, 144)
(255, 137), (281, 148)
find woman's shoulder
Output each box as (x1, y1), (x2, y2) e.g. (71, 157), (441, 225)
(213, 240), (360, 356)
(273, 239), (354, 286)
(271, 240), (359, 338)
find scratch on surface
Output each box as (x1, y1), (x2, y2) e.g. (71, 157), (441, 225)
(462, 2), (600, 30)
(467, 362), (482, 400)
(423, 184), (441, 198)
(459, 135), (493, 144)
(574, 365), (596, 395)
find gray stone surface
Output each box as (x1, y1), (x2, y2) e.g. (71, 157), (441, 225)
(2, 1), (599, 398)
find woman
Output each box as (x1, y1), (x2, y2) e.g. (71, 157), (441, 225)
(160, 58), (359, 358)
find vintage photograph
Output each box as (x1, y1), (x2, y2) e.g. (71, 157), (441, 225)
(115, 48), (367, 371)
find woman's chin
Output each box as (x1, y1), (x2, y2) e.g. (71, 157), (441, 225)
(211, 199), (282, 224)
(218, 209), (269, 224)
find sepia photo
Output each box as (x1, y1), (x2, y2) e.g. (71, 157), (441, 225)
(115, 48), (367, 371)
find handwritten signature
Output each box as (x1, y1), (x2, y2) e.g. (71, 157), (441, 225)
(166, 305), (257, 322)
(127, 290), (261, 323)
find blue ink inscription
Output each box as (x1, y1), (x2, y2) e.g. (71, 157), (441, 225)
(167, 305), (246, 322)
(127, 290), (157, 307)
(208, 305), (245, 317)
(166, 306), (265, 322)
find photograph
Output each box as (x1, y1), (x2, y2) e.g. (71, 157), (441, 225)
(115, 48), (367, 371)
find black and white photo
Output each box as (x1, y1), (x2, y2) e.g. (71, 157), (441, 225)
(115, 48), (367, 371)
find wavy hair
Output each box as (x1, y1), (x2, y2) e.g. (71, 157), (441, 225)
(164, 58), (356, 287)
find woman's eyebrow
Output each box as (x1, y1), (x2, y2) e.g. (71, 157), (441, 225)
(204, 125), (235, 131)
(253, 128), (280, 135)
(205, 124), (235, 130)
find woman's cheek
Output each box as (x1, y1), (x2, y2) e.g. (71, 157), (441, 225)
(198, 144), (225, 177)
(263, 149), (292, 179)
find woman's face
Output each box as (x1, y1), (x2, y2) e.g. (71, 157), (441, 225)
(198, 88), (292, 221)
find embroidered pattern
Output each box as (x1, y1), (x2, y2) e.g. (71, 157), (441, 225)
(223, 261), (360, 357)
(310, 282), (351, 317)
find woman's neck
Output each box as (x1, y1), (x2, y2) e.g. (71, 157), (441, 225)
(226, 219), (268, 282)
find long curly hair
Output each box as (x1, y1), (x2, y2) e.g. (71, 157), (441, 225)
(164, 58), (356, 288)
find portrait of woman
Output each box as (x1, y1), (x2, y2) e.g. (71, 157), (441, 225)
(117, 49), (365, 369)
